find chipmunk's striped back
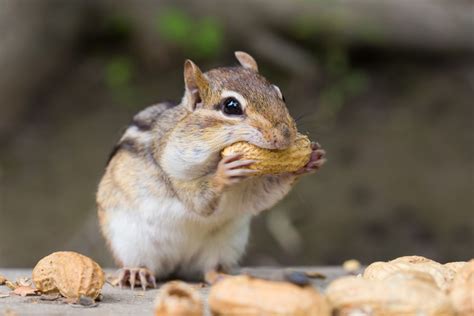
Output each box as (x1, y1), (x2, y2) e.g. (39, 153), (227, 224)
(106, 101), (177, 166)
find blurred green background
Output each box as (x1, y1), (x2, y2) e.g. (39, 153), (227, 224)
(0, 0), (472, 268)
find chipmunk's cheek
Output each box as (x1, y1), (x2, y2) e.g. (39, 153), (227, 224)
(247, 132), (275, 150)
(230, 125), (264, 148)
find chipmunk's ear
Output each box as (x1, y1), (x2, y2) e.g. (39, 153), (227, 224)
(184, 59), (208, 110)
(235, 51), (258, 72)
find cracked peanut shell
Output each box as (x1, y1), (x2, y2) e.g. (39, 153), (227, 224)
(32, 251), (105, 299)
(221, 133), (312, 175)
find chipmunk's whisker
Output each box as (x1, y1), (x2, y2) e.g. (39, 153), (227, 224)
(294, 110), (316, 123)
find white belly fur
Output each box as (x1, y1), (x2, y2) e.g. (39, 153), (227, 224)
(106, 195), (251, 279)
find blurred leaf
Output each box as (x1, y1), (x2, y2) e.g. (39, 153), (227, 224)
(292, 17), (317, 39)
(156, 8), (222, 58)
(325, 46), (348, 77)
(192, 18), (223, 57)
(105, 56), (133, 89)
(104, 56), (138, 104)
(156, 8), (191, 45)
(317, 85), (346, 123)
(343, 70), (369, 96)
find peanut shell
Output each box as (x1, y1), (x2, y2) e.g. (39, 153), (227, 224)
(208, 274), (330, 316)
(363, 256), (453, 291)
(32, 251), (104, 299)
(221, 133), (312, 175)
(449, 259), (474, 316)
(154, 281), (203, 316)
(444, 261), (467, 274)
(327, 272), (454, 316)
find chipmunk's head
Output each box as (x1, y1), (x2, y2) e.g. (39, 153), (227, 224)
(183, 51), (297, 150)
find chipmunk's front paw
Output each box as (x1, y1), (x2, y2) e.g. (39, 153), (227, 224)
(216, 153), (257, 188)
(117, 267), (157, 290)
(294, 142), (326, 175)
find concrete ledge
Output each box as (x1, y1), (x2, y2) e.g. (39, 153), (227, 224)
(0, 267), (348, 315)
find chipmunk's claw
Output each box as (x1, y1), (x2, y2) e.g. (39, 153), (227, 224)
(117, 267), (156, 290)
(217, 153), (257, 187)
(294, 142), (326, 175)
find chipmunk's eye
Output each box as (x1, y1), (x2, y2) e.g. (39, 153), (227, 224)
(222, 97), (243, 115)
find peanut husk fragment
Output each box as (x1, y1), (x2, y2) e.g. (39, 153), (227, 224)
(11, 286), (39, 297)
(342, 259), (361, 273)
(0, 274), (6, 285)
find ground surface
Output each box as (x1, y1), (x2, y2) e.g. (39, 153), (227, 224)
(0, 267), (348, 315)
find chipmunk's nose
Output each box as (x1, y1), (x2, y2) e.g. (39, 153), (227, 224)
(270, 122), (295, 150)
(281, 124), (291, 139)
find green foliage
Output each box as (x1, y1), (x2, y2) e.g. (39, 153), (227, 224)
(104, 56), (136, 104)
(292, 17), (317, 40)
(325, 46), (348, 77)
(156, 8), (223, 58)
(291, 8), (384, 46)
(192, 18), (222, 57)
(105, 56), (133, 89)
(343, 71), (369, 96)
(156, 9), (190, 45)
(317, 45), (369, 121)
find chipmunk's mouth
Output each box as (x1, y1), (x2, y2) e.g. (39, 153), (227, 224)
(259, 127), (296, 150)
(248, 133), (295, 151)
(227, 124), (296, 151)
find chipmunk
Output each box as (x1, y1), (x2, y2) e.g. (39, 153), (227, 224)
(96, 51), (326, 289)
